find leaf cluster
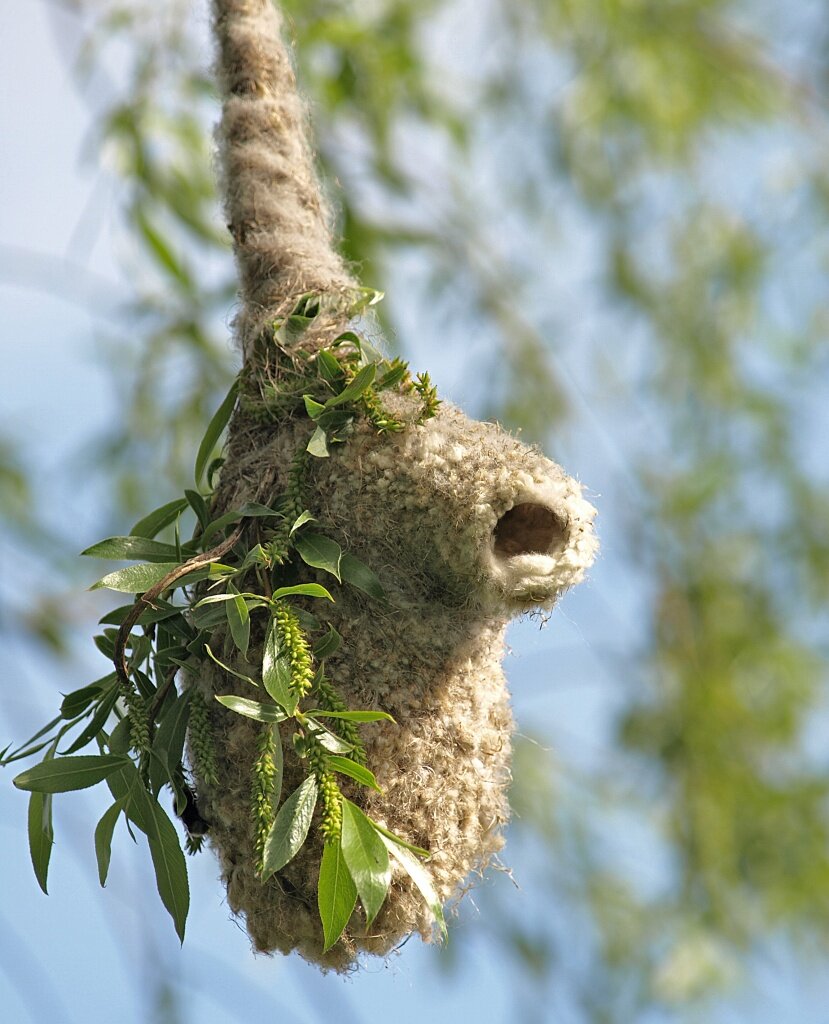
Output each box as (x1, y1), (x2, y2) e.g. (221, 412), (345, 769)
(3, 314), (444, 949)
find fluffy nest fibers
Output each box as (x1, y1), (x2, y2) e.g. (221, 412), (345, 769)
(187, 322), (598, 970)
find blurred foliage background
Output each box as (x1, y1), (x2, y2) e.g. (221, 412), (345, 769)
(2, 0), (829, 1021)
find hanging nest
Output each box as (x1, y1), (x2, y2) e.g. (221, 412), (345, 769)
(183, 300), (598, 967)
(6, 0), (596, 969)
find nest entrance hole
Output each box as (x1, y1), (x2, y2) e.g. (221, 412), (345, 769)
(493, 503), (568, 558)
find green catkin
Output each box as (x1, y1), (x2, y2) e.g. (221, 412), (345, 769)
(412, 371), (441, 423)
(252, 725), (278, 873)
(359, 386), (406, 435)
(121, 684), (151, 754)
(306, 735), (342, 844)
(188, 689), (219, 786)
(267, 446), (308, 565)
(274, 601), (315, 699)
(313, 675), (366, 765)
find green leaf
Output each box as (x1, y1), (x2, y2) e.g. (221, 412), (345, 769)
(90, 562), (178, 594)
(341, 799), (391, 927)
(27, 790), (54, 894)
(272, 583), (334, 602)
(318, 838), (358, 951)
(380, 835), (447, 941)
(203, 645), (259, 687)
(340, 553), (386, 601)
(135, 208), (192, 289)
(307, 425), (329, 458)
(94, 798), (125, 887)
(314, 732), (355, 756)
(184, 489), (210, 531)
(130, 498), (189, 539)
(262, 619), (296, 714)
(325, 363), (377, 408)
(290, 510), (315, 535)
(261, 775), (318, 878)
(327, 755), (383, 792)
(316, 348), (344, 384)
(312, 627), (342, 661)
(61, 687), (120, 755)
(60, 674), (116, 719)
(215, 696), (287, 723)
(195, 377), (238, 486)
(226, 587), (250, 658)
(14, 754), (129, 793)
(106, 764), (190, 942)
(149, 690), (192, 795)
(199, 501), (282, 546)
(308, 709), (395, 724)
(81, 536), (183, 563)
(303, 395), (326, 419)
(108, 718), (132, 756)
(294, 533), (342, 582)
(368, 820), (429, 858)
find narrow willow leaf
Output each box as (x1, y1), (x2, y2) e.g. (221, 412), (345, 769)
(318, 838), (358, 951)
(199, 501), (282, 546)
(147, 807), (190, 943)
(341, 799), (391, 927)
(271, 723), (284, 814)
(290, 510), (315, 535)
(307, 709), (395, 724)
(184, 489), (210, 531)
(324, 363), (376, 408)
(93, 633), (116, 659)
(94, 798), (125, 887)
(14, 754), (129, 793)
(327, 755), (382, 792)
(262, 620), (296, 714)
(307, 425), (329, 458)
(106, 763), (190, 941)
(130, 498), (188, 539)
(368, 820), (429, 858)
(194, 377), (238, 486)
(294, 533), (342, 582)
(108, 718), (132, 756)
(61, 687), (120, 755)
(303, 395), (325, 419)
(340, 553), (386, 601)
(215, 696), (287, 723)
(60, 674), (116, 720)
(27, 790), (54, 894)
(204, 645), (259, 687)
(312, 627), (341, 660)
(1, 714), (63, 767)
(380, 835), (447, 941)
(316, 348), (343, 384)
(99, 601), (183, 628)
(312, 725), (355, 755)
(149, 690), (192, 794)
(81, 536), (183, 563)
(272, 583), (334, 602)
(226, 588), (250, 658)
(90, 562), (178, 594)
(261, 775), (318, 878)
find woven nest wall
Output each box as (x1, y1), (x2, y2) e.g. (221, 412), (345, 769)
(187, 340), (596, 966)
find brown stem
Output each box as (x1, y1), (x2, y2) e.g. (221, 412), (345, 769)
(114, 525), (244, 695)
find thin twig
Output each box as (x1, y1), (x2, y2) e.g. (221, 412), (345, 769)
(114, 525), (244, 692)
